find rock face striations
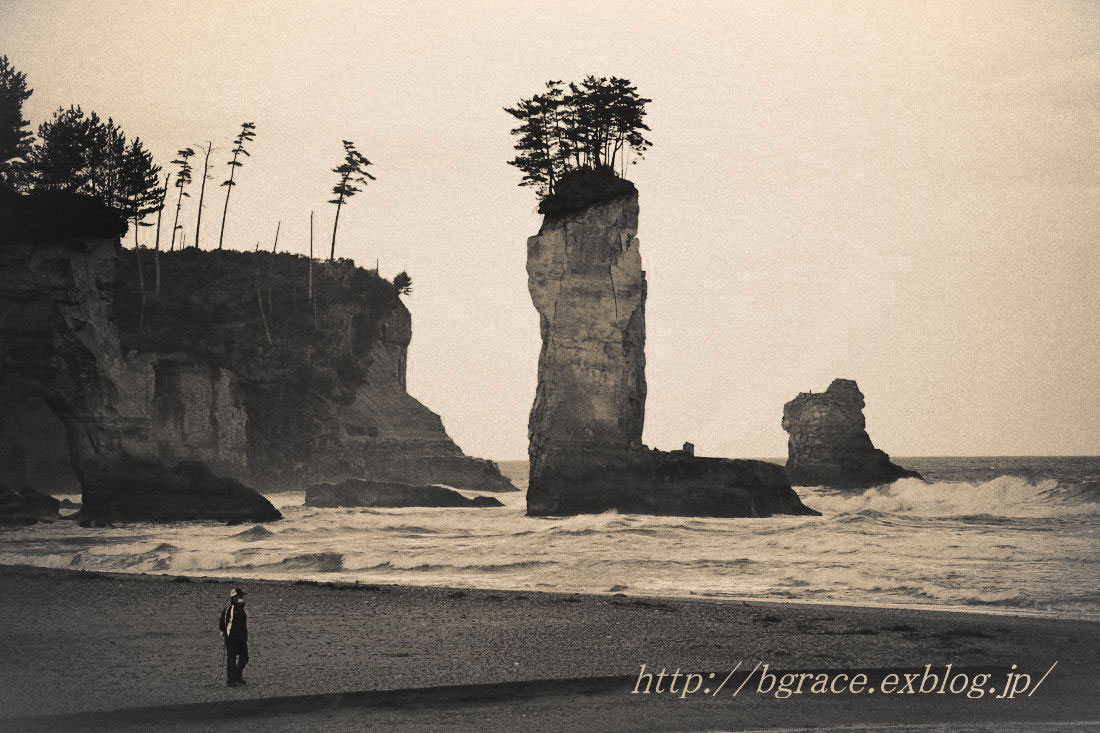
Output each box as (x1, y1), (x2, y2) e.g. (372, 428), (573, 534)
(526, 188), (817, 517)
(0, 191), (512, 521)
(527, 193), (647, 462)
(782, 379), (922, 488)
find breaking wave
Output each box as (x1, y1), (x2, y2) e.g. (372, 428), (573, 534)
(1, 459), (1097, 620)
(805, 475), (1100, 519)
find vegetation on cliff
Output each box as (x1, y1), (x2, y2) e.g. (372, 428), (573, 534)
(4, 55), (376, 265)
(114, 249), (403, 399)
(0, 54), (33, 184)
(0, 189), (125, 243)
(505, 75), (650, 217)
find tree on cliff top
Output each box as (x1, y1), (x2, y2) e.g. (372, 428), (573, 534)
(393, 271), (412, 296)
(216, 121), (256, 250)
(328, 139), (375, 260)
(168, 147), (194, 251)
(22, 106), (163, 227)
(192, 141), (213, 249)
(505, 76), (651, 202)
(0, 55), (34, 186)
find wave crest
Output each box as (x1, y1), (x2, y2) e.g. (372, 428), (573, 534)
(806, 475), (1099, 519)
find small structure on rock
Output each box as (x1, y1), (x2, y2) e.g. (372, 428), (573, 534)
(782, 379), (923, 489)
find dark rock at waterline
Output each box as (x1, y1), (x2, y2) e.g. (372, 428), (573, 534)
(0, 483), (61, 524)
(232, 525), (276, 541)
(305, 478), (505, 509)
(527, 447), (820, 518)
(79, 459), (281, 523)
(469, 495), (505, 508)
(782, 379), (923, 489)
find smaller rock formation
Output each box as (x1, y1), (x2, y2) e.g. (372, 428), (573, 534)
(305, 478), (505, 509)
(0, 484), (61, 525)
(782, 379), (923, 488)
(79, 460), (282, 523)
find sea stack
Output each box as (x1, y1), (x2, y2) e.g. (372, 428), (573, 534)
(527, 191), (647, 464)
(526, 185), (817, 518)
(782, 378), (923, 488)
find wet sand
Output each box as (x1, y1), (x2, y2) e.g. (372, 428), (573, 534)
(1, 564), (1097, 730)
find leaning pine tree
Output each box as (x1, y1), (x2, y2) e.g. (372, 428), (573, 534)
(328, 139), (374, 260)
(216, 121), (256, 250)
(168, 148), (194, 251)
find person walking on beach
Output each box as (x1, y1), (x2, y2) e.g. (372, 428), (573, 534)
(219, 587), (249, 686)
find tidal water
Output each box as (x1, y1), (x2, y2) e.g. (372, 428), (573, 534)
(2, 456), (1097, 619)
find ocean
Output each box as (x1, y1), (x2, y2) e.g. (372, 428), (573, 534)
(2, 456), (1097, 620)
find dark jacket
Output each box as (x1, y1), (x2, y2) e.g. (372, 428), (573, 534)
(219, 602), (248, 643)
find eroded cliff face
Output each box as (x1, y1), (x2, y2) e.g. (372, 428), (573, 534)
(0, 227), (279, 522)
(782, 379), (922, 488)
(0, 193), (512, 521)
(527, 193), (647, 457)
(109, 251), (515, 493)
(526, 190), (816, 517)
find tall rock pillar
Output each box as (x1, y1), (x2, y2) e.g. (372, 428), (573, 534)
(528, 193), (646, 454)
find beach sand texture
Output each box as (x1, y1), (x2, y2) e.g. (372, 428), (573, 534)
(1, 565), (1097, 730)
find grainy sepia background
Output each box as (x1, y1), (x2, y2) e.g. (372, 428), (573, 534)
(4, 0), (1096, 460)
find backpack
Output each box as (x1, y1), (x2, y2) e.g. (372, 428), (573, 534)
(218, 605), (228, 634)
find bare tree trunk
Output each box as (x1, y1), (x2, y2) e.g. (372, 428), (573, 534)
(329, 195), (343, 260)
(194, 142), (212, 249)
(309, 211), (317, 327)
(268, 220), (280, 313)
(154, 173), (170, 297)
(256, 283), (273, 346)
(133, 220), (146, 330)
(170, 188), (184, 252)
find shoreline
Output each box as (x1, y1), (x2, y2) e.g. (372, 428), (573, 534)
(2, 562), (1097, 725)
(2, 559), (1087, 623)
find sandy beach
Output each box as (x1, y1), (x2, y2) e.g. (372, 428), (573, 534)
(1, 563), (1097, 730)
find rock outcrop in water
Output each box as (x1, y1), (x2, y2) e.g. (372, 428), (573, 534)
(526, 185), (817, 517)
(782, 379), (922, 488)
(0, 484), (61, 525)
(0, 190), (512, 521)
(306, 478), (504, 508)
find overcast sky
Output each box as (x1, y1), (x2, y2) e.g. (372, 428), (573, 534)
(4, 0), (1097, 459)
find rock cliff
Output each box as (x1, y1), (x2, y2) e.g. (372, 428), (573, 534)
(0, 191), (512, 521)
(782, 379), (922, 488)
(526, 187), (816, 517)
(0, 193), (281, 522)
(112, 248), (514, 493)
